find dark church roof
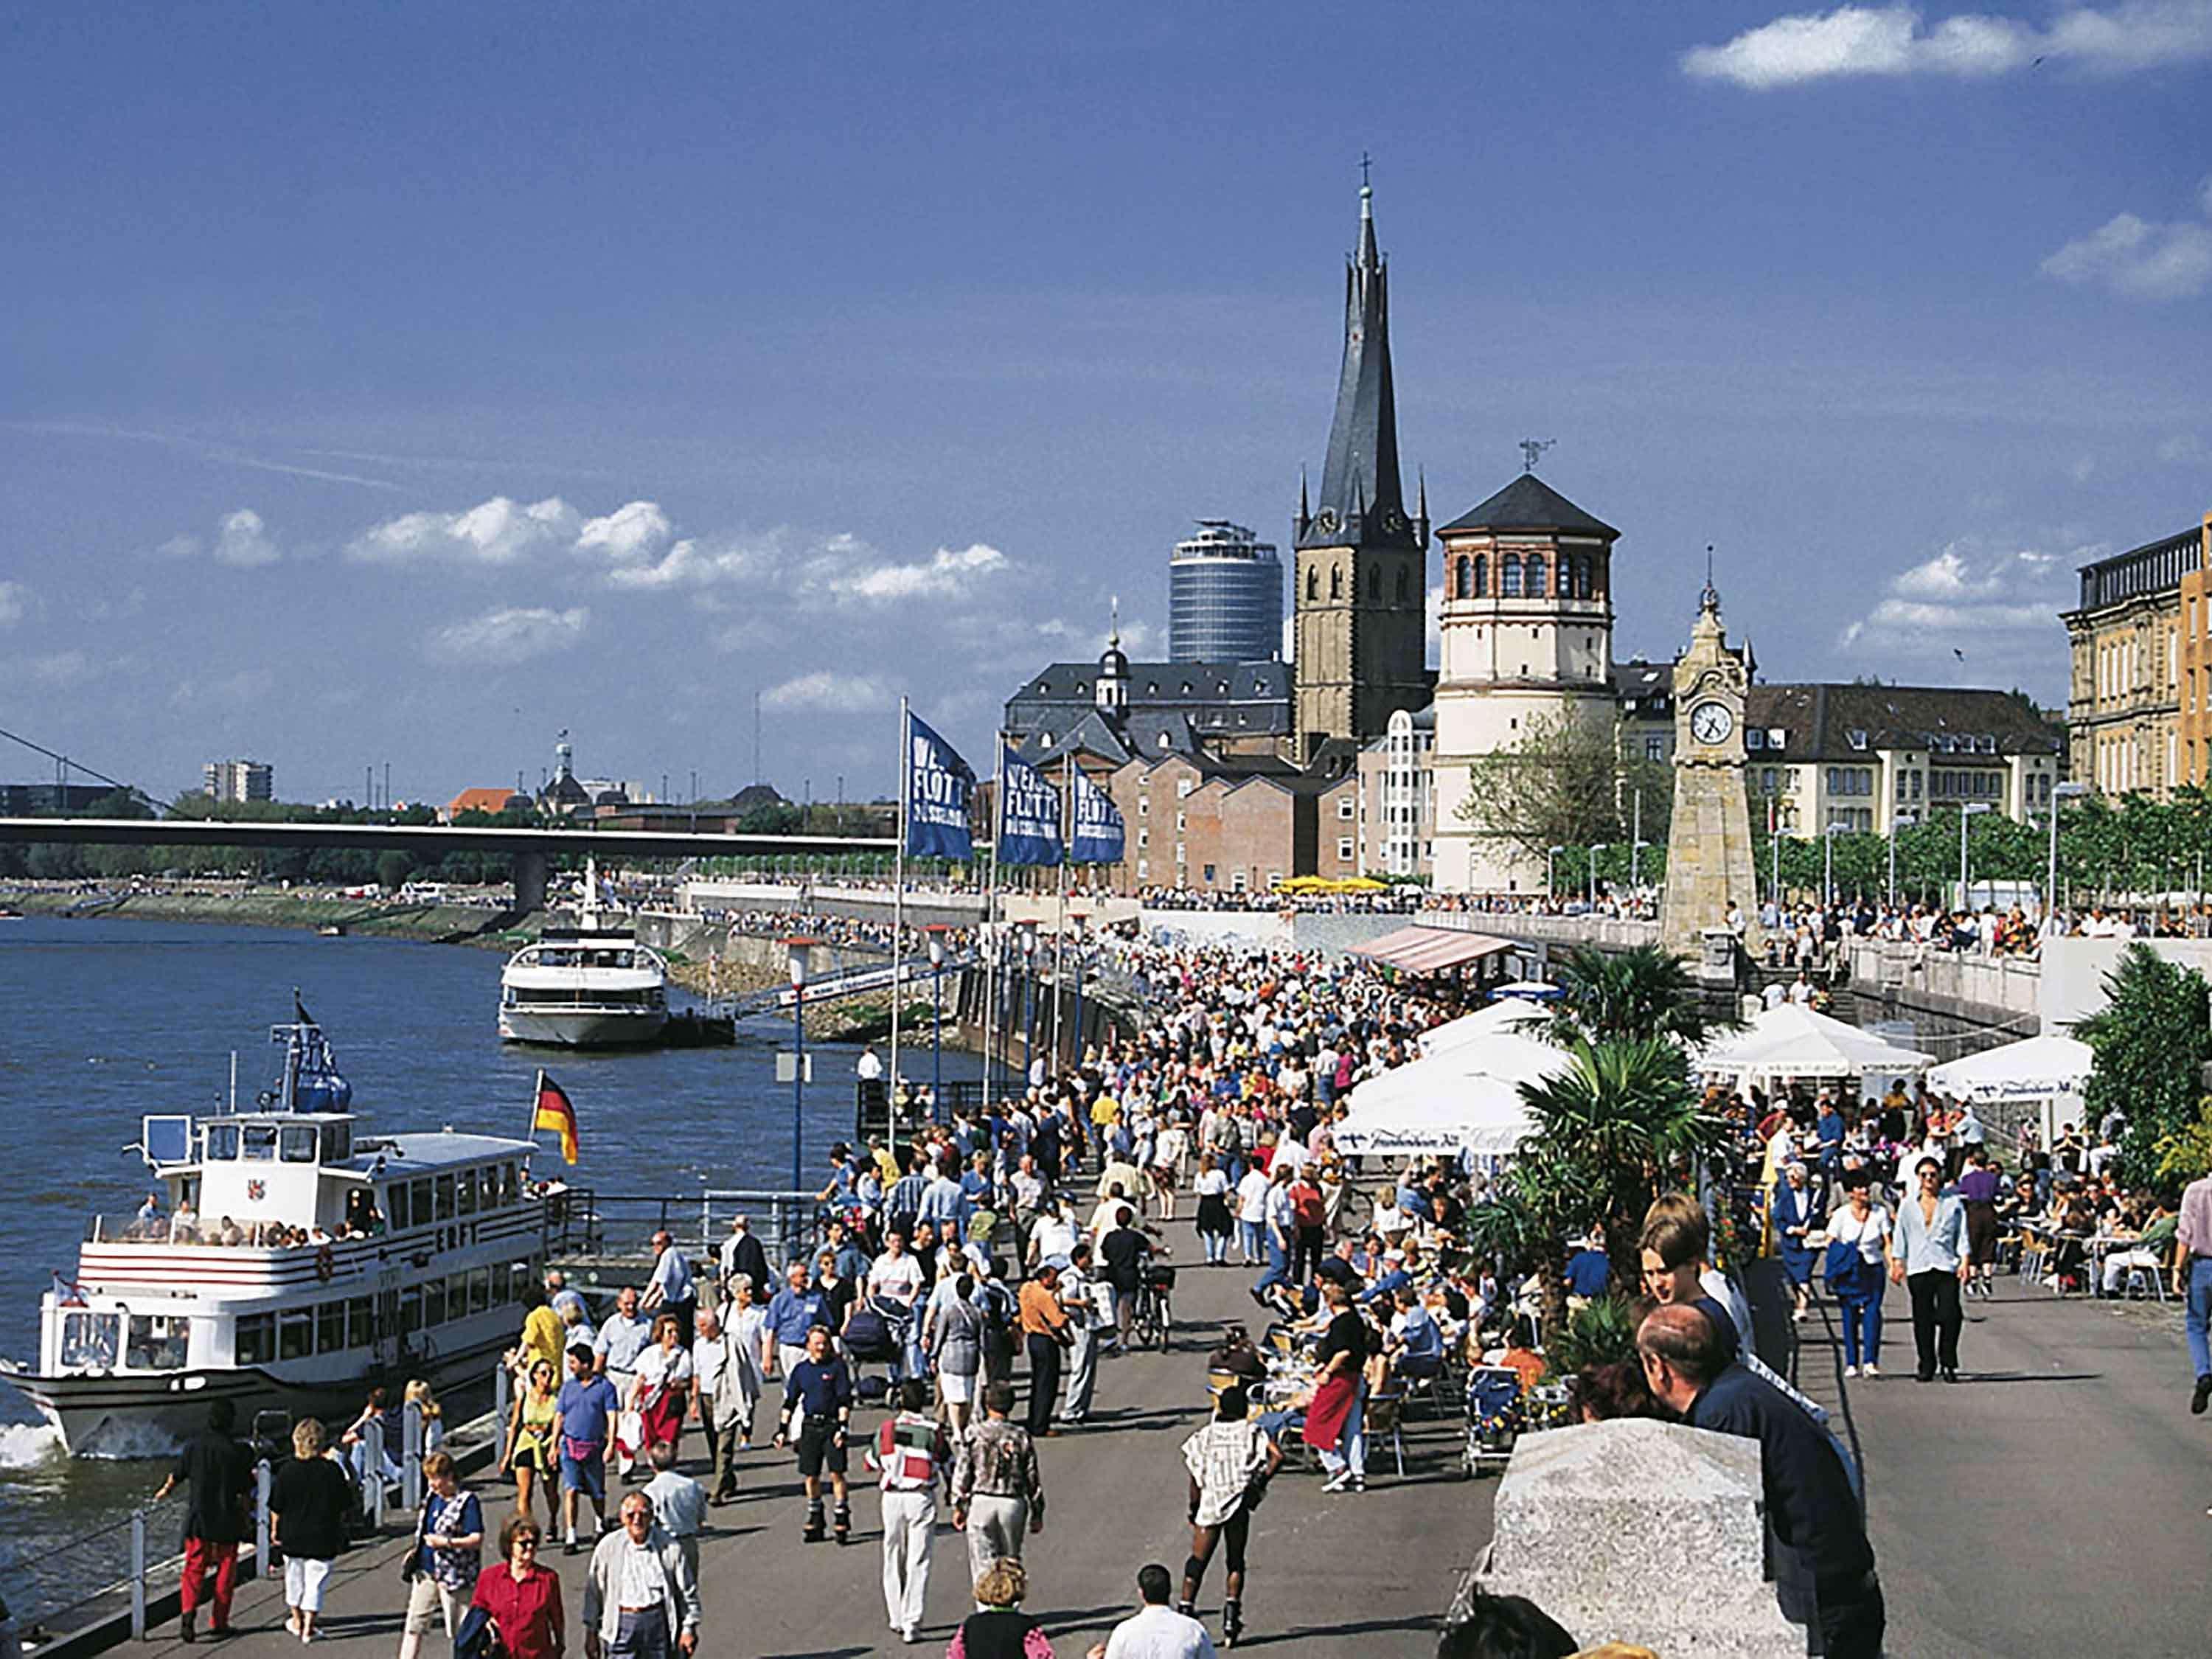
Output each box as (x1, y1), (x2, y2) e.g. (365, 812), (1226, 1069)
(1439, 473), (1618, 539)
(1004, 658), (1293, 767)
(1296, 184), (1419, 554)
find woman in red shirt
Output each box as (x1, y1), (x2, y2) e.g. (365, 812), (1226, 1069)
(472, 1514), (565, 1659)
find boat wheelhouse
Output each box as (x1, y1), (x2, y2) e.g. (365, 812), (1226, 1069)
(1, 1018), (546, 1454)
(497, 860), (668, 1048)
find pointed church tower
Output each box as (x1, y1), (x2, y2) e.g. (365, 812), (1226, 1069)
(1292, 170), (1430, 759)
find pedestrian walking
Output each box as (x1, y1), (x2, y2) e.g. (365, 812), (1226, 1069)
(641, 1443), (704, 1585)
(501, 1358), (563, 1534)
(1824, 1170), (1891, 1378)
(1089, 1565), (1214, 1659)
(1177, 1386), (1280, 1648)
(1772, 1163), (1819, 1322)
(717, 1214), (771, 1304)
(268, 1418), (349, 1645)
(397, 1451), (484, 1659)
(950, 1559), (1053, 1659)
(1304, 1279), (1366, 1494)
(688, 1311), (735, 1505)
(765, 1260), (830, 1381)
(774, 1324), (855, 1544)
(470, 1515), (565, 1659)
(629, 1315), (693, 1464)
(641, 1231), (697, 1350)
(2177, 1167), (2212, 1413)
(928, 1271), (987, 1436)
(868, 1380), (952, 1645)
(950, 1382), (1045, 1587)
(1891, 1155), (1970, 1382)
(553, 1343), (622, 1555)
(152, 1397), (253, 1642)
(1018, 1264), (1072, 1436)
(580, 1493), (699, 1659)
(1057, 1242), (1100, 1426)
(1192, 1154), (1233, 1267)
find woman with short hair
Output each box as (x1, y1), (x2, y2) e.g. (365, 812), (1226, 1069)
(471, 1514), (565, 1659)
(398, 1449), (483, 1659)
(269, 1418), (350, 1644)
(947, 1558), (1052, 1659)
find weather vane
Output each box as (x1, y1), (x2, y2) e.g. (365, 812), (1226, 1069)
(1360, 151), (1372, 189)
(1518, 438), (1554, 473)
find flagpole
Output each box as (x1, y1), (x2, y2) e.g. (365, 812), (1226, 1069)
(529, 1068), (545, 1149)
(983, 734), (1004, 1114)
(888, 698), (908, 1147)
(1053, 752), (1071, 1069)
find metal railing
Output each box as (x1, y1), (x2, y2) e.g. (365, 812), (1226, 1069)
(546, 1188), (819, 1279)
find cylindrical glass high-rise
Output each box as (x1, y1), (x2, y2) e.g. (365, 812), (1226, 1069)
(1169, 521), (1281, 663)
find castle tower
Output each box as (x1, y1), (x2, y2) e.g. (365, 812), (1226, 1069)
(1292, 175), (1429, 759)
(1430, 471), (1621, 892)
(1660, 580), (1762, 960)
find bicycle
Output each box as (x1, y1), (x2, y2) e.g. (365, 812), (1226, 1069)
(1131, 1262), (1177, 1350)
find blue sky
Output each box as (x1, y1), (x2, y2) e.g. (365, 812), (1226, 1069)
(3, 2), (2208, 804)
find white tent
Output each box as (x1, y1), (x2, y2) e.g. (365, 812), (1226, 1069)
(1695, 1004), (1933, 1092)
(1335, 1033), (1574, 1158)
(1421, 999), (1551, 1054)
(1925, 1032), (2092, 1102)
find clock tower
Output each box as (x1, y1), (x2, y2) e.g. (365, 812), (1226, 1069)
(1660, 579), (1762, 960)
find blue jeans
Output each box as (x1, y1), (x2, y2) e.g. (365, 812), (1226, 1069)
(1837, 1283), (1883, 1368)
(1238, 1220), (1264, 1264)
(1254, 1234), (1290, 1295)
(1318, 1383), (1365, 1479)
(2187, 1256), (2212, 1379)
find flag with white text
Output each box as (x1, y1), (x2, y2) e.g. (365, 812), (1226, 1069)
(996, 744), (1064, 867)
(903, 711), (975, 861)
(1069, 765), (1125, 865)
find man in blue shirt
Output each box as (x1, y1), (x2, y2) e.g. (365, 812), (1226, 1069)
(766, 1262), (830, 1380)
(917, 1157), (971, 1245)
(1385, 1287), (1445, 1382)
(773, 1324), (855, 1543)
(1564, 1233), (1612, 1301)
(552, 1344), (621, 1554)
(1639, 1305), (1883, 1658)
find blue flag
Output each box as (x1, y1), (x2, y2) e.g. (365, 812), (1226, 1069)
(1069, 765), (1124, 865)
(903, 712), (975, 861)
(997, 745), (1064, 867)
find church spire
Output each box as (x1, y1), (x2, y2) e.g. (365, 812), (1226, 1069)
(1300, 164), (1413, 551)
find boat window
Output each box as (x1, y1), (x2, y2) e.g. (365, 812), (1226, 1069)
(410, 1178), (433, 1225)
(447, 1271), (470, 1320)
(425, 1278), (448, 1326)
(503, 1163), (521, 1206)
(204, 1124), (240, 1161)
(234, 1312), (275, 1366)
(62, 1311), (120, 1369)
(468, 1267), (492, 1316)
(434, 1175), (455, 1222)
(386, 1183), (411, 1231)
(279, 1127), (319, 1164)
(279, 1311), (313, 1360)
(317, 1303), (345, 1354)
(321, 1124), (351, 1163)
(510, 1261), (534, 1304)
(127, 1314), (190, 1371)
(456, 1169), (479, 1217)
(241, 1125), (278, 1162)
(347, 1297), (375, 1349)
(399, 1287), (423, 1336)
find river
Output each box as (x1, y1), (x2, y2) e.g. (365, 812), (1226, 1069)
(0, 914), (992, 1626)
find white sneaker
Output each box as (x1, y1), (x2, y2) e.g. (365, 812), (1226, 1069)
(1321, 1470), (1352, 1493)
(1843, 1364), (1859, 1378)
(1863, 1363), (1879, 1377)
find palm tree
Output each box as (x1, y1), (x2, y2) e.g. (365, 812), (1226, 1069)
(1548, 943), (1737, 1050)
(1517, 1033), (1735, 1299)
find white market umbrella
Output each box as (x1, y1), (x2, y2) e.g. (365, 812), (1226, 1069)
(1335, 1033), (1573, 1157)
(1421, 1000), (1551, 1055)
(1695, 1003), (1933, 1091)
(1925, 1032), (2093, 1104)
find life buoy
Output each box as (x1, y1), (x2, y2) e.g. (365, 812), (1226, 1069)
(316, 1243), (335, 1283)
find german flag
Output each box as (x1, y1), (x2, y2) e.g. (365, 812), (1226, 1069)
(533, 1071), (580, 1165)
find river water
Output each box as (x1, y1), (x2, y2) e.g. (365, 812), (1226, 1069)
(0, 914), (991, 1624)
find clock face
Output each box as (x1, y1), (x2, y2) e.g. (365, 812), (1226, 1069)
(1690, 700), (1735, 745)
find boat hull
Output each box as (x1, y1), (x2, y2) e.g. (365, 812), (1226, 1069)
(498, 1007), (669, 1048)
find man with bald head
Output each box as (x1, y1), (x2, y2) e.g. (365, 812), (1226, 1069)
(1637, 1304), (1884, 1659)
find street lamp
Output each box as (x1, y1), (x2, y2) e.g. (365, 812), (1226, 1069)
(2046, 782), (2090, 925)
(925, 924), (949, 1124)
(1631, 838), (1652, 892)
(1823, 823), (1845, 908)
(1019, 921), (1039, 1087)
(1587, 844), (1607, 909)
(1068, 910), (1088, 1068)
(1958, 802), (1993, 909)
(1546, 844), (1565, 897)
(783, 938), (814, 1192)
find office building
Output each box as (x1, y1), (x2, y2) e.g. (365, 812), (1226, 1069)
(1169, 521), (1282, 664)
(203, 759), (273, 804)
(2063, 516), (2207, 798)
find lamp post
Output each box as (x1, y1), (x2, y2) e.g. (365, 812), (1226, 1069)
(2047, 782), (2089, 925)
(1587, 844), (1607, 908)
(1068, 910), (1088, 1068)
(1958, 802), (1992, 910)
(1019, 922), (1039, 1085)
(784, 938), (814, 1192)
(1888, 810), (1916, 909)
(1546, 844), (1565, 898)
(925, 925), (948, 1124)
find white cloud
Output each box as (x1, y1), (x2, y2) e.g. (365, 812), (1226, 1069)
(2042, 209), (2212, 300)
(830, 543), (1008, 603)
(0, 581), (29, 627)
(1837, 540), (2073, 662)
(1683, 2), (2212, 88)
(170, 667), (276, 707)
(424, 605), (590, 666)
(350, 496), (581, 565)
(212, 508), (280, 567)
(761, 670), (895, 712)
(576, 501), (672, 563)
(1426, 582), (1444, 668)
(605, 536), (767, 591)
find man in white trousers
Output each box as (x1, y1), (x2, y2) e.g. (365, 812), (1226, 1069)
(867, 1379), (951, 1645)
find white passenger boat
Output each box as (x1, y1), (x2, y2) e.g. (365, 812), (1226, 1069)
(497, 860), (669, 1048)
(0, 1018), (549, 1455)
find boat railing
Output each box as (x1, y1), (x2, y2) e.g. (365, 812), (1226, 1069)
(82, 1215), (330, 1248)
(544, 1187), (820, 1278)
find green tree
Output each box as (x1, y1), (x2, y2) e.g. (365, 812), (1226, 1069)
(1455, 711), (1660, 879)
(2077, 943), (2212, 1186)
(375, 849), (416, 892)
(1548, 944), (1736, 1047)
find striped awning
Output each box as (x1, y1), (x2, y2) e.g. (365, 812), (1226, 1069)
(1349, 925), (1516, 974)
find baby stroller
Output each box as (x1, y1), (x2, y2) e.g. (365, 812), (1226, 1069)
(841, 1295), (913, 1399)
(1461, 1366), (1523, 1479)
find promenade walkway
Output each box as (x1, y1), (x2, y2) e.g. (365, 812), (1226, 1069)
(150, 1219), (1489, 1659)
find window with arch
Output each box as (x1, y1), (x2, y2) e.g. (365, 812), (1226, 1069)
(1473, 554), (1487, 597)
(1330, 565), (1343, 599)
(1500, 554), (1523, 597)
(1396, 566), (1409, 601)
(1454, 556), (1472, 599)
(1306, 567), (1318, 601)
(1524, 553), (1546, 598)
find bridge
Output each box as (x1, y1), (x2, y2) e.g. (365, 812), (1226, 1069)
(0, 816), (896, 911)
